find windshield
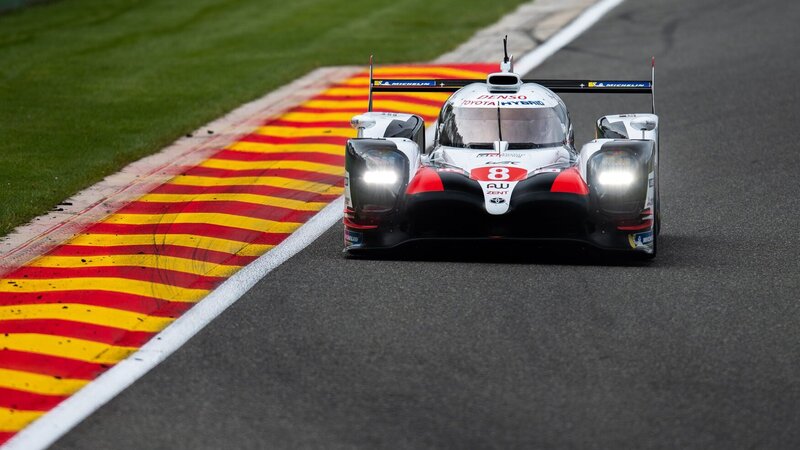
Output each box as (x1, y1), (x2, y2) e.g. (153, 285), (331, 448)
(439, 104), (567, 149)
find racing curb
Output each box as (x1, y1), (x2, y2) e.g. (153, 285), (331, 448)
(0, 66), (360, 276)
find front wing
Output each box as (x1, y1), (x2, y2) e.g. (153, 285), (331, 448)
(343, 165), (655, 256)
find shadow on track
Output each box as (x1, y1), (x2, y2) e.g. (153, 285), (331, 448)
(345, 238), (665, 267)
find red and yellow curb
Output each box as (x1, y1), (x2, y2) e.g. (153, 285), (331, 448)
(0, 63), (495, 443)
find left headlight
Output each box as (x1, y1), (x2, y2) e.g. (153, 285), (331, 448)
(363, 169), (399, 185)
(359, 148), (405, 190)
(345, 140), (410, 216)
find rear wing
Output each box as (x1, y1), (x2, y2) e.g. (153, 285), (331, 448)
(368, 57), (657, 113)
(371, 79), (651, 93)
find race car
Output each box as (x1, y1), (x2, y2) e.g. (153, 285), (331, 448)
(344, 42), (660, 258)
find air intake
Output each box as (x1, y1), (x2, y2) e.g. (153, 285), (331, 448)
(487, 72), (522, 92)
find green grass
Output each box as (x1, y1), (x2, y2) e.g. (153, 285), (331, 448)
(0, 0), (527, 237)
(0, 0), (46, 14)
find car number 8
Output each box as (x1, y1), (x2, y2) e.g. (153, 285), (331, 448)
(488, 167), (510, 180)
(470, 166), (526, 182)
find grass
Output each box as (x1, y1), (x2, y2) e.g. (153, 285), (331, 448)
(0, 0), (527, 237)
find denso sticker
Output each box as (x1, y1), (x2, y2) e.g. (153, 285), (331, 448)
(470, 166), (527, 182)
(476, 94), (528, 100)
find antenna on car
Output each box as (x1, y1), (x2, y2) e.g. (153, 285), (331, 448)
(368, 55), (374, 112)
(650, 56), (656, 114)
(500, 35), (513, 73)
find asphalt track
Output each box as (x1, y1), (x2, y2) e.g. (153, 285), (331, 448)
(57, 0), (800, 448)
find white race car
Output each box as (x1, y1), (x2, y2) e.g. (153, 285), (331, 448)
(344, 40), (660, 258)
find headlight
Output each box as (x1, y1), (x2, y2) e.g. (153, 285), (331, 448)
(593, 150), (637, 188)
(363, 170), (399, 185)
(360, 149), (405, 189)
(345, 139), (410, 217)
(587, 145), (651, 216)
(597, 170), (635, 186)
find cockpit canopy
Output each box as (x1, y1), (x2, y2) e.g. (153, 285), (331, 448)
(437, 84), (570, 149)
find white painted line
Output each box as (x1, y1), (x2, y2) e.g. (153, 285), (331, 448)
(2, 198), (345, 450)
(2, 0), (627, 447)
(514, 0), (625, 75)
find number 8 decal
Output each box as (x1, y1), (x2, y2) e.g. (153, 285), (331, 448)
(488, 167), (510, 180)
(470, 166), (527, 182)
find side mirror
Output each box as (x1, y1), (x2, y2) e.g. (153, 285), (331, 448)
(630, 118), (657, 132)
(351, 114), (376, 138)
(630, 118), (657, 139)
(596, 117), (628, 139)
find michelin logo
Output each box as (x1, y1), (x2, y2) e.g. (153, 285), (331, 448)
(589, 81), (651, 88)
(375, 80), (436, 87)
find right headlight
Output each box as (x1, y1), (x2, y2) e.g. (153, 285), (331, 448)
(594, 150), (638, 188)
(588, 148), (649, 215)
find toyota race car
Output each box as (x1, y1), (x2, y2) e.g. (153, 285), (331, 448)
(344, 41), (660, 258)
